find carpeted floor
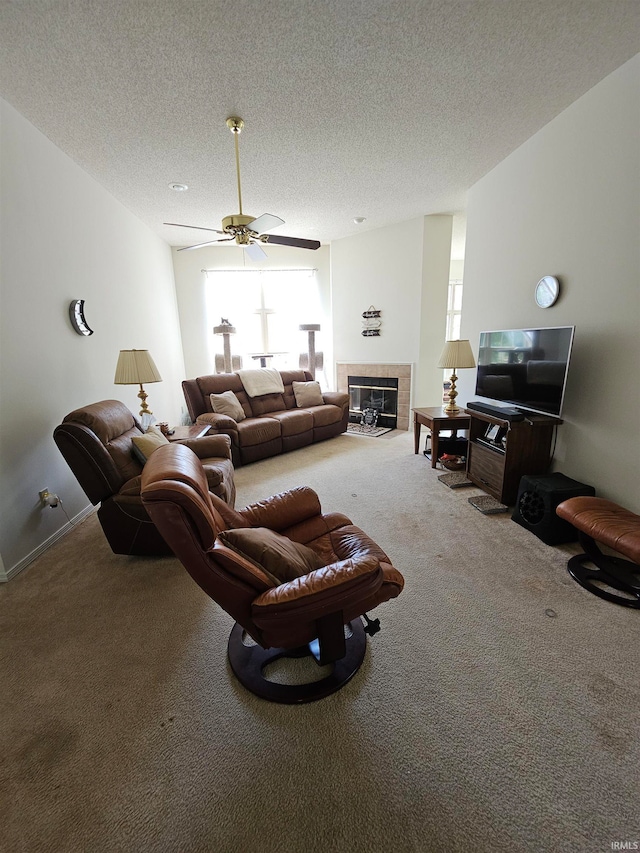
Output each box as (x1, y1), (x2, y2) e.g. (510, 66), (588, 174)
(1, 430), (639, 853)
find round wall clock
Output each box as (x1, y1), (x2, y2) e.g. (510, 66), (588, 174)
(535, 276), (560, 308)
(69, 299), (94, 335)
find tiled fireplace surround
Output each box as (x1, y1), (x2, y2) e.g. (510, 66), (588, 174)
(336, 363), (412, 432)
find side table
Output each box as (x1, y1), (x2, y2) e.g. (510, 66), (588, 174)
(166, 425), (211, 442)
(412, 407), (470, 469)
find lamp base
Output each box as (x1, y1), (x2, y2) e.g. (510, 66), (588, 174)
(444, 372), (459, 413)
(138, 384), (152, 417)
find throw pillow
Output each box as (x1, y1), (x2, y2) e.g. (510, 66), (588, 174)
(292, 380), (324, 408)
(145, 424), (167, 440)
(131, 428), (169, 464)
(217, 527), (324, 584)
(210, 390), (246, 422)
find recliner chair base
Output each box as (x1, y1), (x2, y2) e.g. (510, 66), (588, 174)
(568, 543), (640, 608)
(227, 619), (367, 704)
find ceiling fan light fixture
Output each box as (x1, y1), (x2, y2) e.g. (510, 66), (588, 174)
(168, 182), (189, 192)
(353, 216), (366, 224)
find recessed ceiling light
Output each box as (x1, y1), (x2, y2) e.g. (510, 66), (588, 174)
(168, 182), (188, 192)
(353, 216), (366, 224)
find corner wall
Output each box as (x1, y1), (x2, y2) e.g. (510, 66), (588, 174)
(0, 99), (185, 576)
(330, 216), (453, 413)
(459, 55), (640, 509)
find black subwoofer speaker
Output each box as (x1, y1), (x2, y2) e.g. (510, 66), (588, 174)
(511, 473), (595, 545)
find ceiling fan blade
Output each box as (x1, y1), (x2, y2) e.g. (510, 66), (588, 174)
(245, 242), (267, 261)
(164, 222), (227, 234)
(177, 238), (235, 251)
(264, 234), (321, 250)
(247, 213), (284, 235)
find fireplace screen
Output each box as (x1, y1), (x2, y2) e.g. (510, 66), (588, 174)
(348, 376), (398, 428)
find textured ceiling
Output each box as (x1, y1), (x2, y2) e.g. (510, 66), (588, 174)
(1, 1), (638, 257)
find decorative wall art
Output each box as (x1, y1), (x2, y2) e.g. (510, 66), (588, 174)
(362, 306), (381, 337)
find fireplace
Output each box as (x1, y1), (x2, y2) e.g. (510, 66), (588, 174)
(336, 363), (412, 431)
(348, 376), (398, 428)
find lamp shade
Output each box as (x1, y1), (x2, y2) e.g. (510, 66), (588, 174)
(114, 349), (162, 385)
(437, 339), (476, 370)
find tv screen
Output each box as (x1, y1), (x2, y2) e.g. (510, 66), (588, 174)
(474, 326), (575, 418)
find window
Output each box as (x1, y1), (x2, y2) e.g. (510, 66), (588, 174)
(442, 279), (464, 401)
(205, 269), (320, 372)
(445, 280), (463, 341)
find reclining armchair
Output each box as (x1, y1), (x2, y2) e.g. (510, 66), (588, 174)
(54, 400), (236, 557)
(141, 443), (404, 703)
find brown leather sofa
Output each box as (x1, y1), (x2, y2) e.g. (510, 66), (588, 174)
(141, 443), (404, 702)
(53, 400), (235, 556)
(182, 369), (349, 466)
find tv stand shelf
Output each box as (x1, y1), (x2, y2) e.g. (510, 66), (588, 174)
(466, 409), (561, 506)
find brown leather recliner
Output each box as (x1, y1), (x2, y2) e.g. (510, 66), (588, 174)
(141, 443), (404, 703)
(54, 400), (236, 557)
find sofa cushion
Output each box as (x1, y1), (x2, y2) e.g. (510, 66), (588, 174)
(307, 404), (344, 428)
(292, 380), (324, 408)
(249, 392), (287, 416)
(210, 390), (246, 422)
(217, 527), (324, 584)
(236, 417), (281, 447)
(264, 409), (314, 437)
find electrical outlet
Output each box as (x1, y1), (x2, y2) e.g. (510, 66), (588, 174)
(39, 489), (59, 508)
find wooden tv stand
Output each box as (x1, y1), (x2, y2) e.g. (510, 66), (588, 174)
(466, 409), (561, 506)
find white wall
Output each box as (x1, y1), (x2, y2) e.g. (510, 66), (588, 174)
(0, 100), (185, 576)
(416, 215), (453, 404)
(331, 218), (424, 372)
(172, 243), (332, 385)
(459, 55), (640, 510)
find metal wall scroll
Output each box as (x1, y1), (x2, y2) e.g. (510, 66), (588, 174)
(362, 306), (381, 336)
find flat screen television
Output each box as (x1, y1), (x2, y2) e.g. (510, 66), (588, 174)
(474, 325), (575, 418)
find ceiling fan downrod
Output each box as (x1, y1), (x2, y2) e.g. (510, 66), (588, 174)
(226, 116), (244, 216)
(222, 116), (256, 241)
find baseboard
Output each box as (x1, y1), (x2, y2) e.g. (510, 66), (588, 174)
(4, 505), (96, 582)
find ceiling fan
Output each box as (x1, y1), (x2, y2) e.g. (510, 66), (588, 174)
(164, 117), (320, 260)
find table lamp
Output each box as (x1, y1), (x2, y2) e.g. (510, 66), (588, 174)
(114, 349), (162, 416)
(437, 339), (476, 414)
